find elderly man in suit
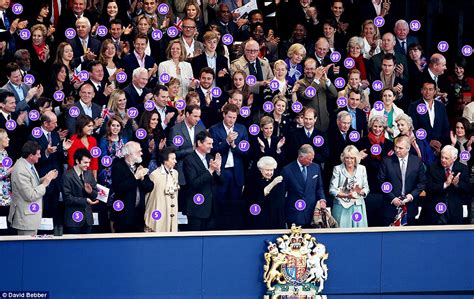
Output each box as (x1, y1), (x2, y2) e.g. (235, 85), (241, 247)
(64, 83), (103, 136)
(416, 54), (450, 105)
(282, 144), (326, 227)
(67, 17), (101, 68)
(8, 141), (58, 235)
(62, 148), (98, 234)
(230, 39), (273, 95)
(123, 67), (153, 109)
(333, 89), (368, 137)
(378, 136), (426, 225)
(57, 0), (96, 38)
(394, 19), (420, 56)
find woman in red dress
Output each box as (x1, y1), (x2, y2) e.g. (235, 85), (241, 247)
(67, 115), (99, 178)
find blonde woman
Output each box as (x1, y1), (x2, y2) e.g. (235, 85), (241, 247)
(105, 89), (138, 141)
(360, 20), (381, 59)
(285, 43), (306, 85)
(263, 60), (293, 103)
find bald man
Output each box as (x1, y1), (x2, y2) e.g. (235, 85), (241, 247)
(416, 53), (450, 104)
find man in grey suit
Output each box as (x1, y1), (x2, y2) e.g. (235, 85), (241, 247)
(8, 141), (58, 235)
(62, 148), (98, 234)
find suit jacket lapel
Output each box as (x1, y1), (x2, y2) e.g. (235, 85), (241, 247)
(392, 156), (402, 181)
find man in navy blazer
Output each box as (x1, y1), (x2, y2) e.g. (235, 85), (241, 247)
(408, 81), (450, 152)
(282, 144), (326, 227)
(394, 20), (420, 56)
(123, 67), (153, 109)
(378, 136), (426, 225)
(67, 17), (101, 68)
(64, 83), (103, 135)
(122, 34), (157, 85)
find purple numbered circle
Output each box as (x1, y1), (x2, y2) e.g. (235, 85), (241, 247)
(173, 135), (184, 146)
(135, 128), (147, 140)
(12, 3), (23, 14)
(28, 110), (40, 121)
(69, 106), (80, 118)
(65, 28), (76, 39)
(19, 29), (31, 40)
(29, 203), (40, 213)
(113, 200), (124, 212)
(460, 150), (471, 161)
(24, 74), (35, 85)
(152, 210), (162, 220)
(96, 25), (108, 37)
(374, 101), (384, 111)
(240, 106), (251, 118)
(269, 80), (280, 91)
(238, 140), (250, 152)
(344, 57), (355, 69)
(249, 124), (260, 136)
(144, 100), (155, 111)
(374, 16), (385, 27)
(337, 97), (347, 107)
(292, 102), (303, 113)
(372, 80), (383, 91)
(416, 128), (427, 140)
(352, 212), (362, 222)
(263, 101), (274, 112)
(90, 146), (101, 158)
(101, 155), (112, 167)
(151, 29), (163, 41)
(330, 51), (341, 62)
(167, 26), (179, 38)
(349, 131), (360, 142)
(462, 45), (472, 57)
(334, 77), (346, 88)
(211, 87), (222, 98)
(5, 120), (17, 131)
(435, 202), (447, 214)
(53, 90), (65, 102)
(437, 41), (449, 52)
(116, 71), (127, 83)
(31, 127), (43, 138)
(410, 20), (421, 31)
(371, 144), (382, 155)
(127, 107), (138, 119)
(158, 3), (169, 15)
(72, 211), (84, 222)
(79, 70), (89, 82)
(416, 103), (427, 115)
(313, 135), (325, 147)
(193, 194), (205, 205)
(1, 157), (13, 168)
(305, 86), (316, 97)
(295, 199), (306, 211)
(222, 34), (233, 45)
(250, 204), (261, 216)
(381, 182), (393, 193)
(160, 72), (171, 83)
(175, 99), (186, 111)
(246, 75), (257, 86)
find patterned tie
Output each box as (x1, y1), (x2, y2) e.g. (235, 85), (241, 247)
(306, 131), (311, 138)
(82, 39), (88, 53)
(402, 41), (406, 54)
(301, 166), (307, 182)
(2, 11), (10, 31)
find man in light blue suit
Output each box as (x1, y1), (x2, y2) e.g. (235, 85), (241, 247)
(282, 144), (326, 227)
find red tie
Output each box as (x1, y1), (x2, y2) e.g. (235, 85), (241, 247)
(53, 0), (60, 28)
(445, 168), (451, 179)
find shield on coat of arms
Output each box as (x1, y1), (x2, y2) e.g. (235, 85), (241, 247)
(283, 255), (308, 283)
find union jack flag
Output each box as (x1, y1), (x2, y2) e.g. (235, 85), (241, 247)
(391, 205), (407, 226)
(71, 68), (81, 83)
(101, 106), (115, 119)
(174, 17), (183, 32)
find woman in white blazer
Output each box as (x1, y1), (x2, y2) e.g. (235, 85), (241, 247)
(369, 87), (404, 141)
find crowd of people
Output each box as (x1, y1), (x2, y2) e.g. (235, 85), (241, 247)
(0, 0), (472, 235)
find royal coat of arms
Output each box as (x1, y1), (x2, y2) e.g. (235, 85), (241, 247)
(263, 224), (329, 298)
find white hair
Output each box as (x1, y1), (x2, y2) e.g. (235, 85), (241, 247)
(394, 19), (409, 30)
(75, 17), (91, 30)
(441, 145), (458, 160)
(132, 67), (148, 78)
(122, 141), (141, 157)
(257, 156), (278, 170)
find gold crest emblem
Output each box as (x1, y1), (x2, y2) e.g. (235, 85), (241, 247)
(263, 224), (329, 298)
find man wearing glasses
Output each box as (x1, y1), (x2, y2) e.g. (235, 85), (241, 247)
(180, 18), (204, 60)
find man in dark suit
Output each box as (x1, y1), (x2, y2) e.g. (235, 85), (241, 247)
(312, 38), (340, 81)
(151, 85), (178, 137)
(123, 67), (153, 109)
(408, 81), (450, 154)
(425, 145), (471, 225)
(62, 148), (98, 234)
(378, 136), (427, 225)
(111, 141), (154, 233)
(86, 61), (113, 107)
(122, 34), (157, 85)
(64, 83), (103, 135)
(368, 33), (409, 82)
(58, 0), (97, 40)
(0, 90), (29, 161)
(415, 53), (450, 105)
(394, 19), (420, 56)
(334, 89), (368, 137)
(209, 4), (238, 36)
(327, 110), (360, 170)
(282, 144), (326, 227)
(196, 67), (227, 127)
(67, 17), (101, 68)
(183, 131), (222, 231)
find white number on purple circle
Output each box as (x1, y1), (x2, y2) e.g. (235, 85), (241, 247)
(97, 25), (108, 37)
(167, 26), (178, 38)
(437, 41), (449, 52)
(29, 110), (40, 121)
(374, 101), (384, 111)
(330, 51), (341, 62)
(211, 87), (222, 97)
(269, 80), (280, 91)
(173, 135), (184, 146)
(292, 102), (303, 113)
(65, 28), (76, 39)
(462, 45), (472, 57)
(334, 78), (345, 88)
(249, 124), (260, 135)
(135, 128), (147, 140)
(73, 211), (84, 222)
(152, 29), (163, 41)
(5, 120), (16, 131)
(101, 155), (112, 167)
(144, 100), (155, 111)
(305, 86), (316, 97)
(410, 20), (421, 31)
(240, 106), (250, 117)
(79, 71), (89, 81)
(416, 103), (427, 115)
(371, 144), (381, 155)
(24, 74), (35, 85)
(113, 200), (124, 211)
(246, 75), (257, 86)
(53, 90), (65, 101)
(344, 57), (355, 69)
(263, 101), (274, 112)
(295, 199), (306, 211)
(352, 212), (362, 222)
(337, 97), (347, 107)
(374, 16), (385, 27)
(29, 203), (39, 213)
(69, 107), (80, 118)
(19, 29), (30, 40)
(127, 108), (138, 119)
(32, 127), (42, 138)
(313, 135), (324, 147)
(175, 99), (186, 111)
(116, 71), (127, 83)
(460, 150), (471, 161)
(158, 3), (169, 14)
(160, 73), (170, 83)
(222, 34), (233, 45)
(1, 157), (12, 168)
(416, 129), (426, 140)
(193, 194), (204, 205)
(249, 204), (261, 216)
(436, 202), (447, 214)
(152, 210), (162, 220)
(349, 131), (360, 142)
(90, 147), (101, 158)
(12, 3), (23, 14)
(381, 182), (393, 193)
(372, 80), (383, 91)
(239, 140), (250, 152)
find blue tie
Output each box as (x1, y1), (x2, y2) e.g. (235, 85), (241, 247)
(3, 12), (10, 30)
(301, 166), (307, 182)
